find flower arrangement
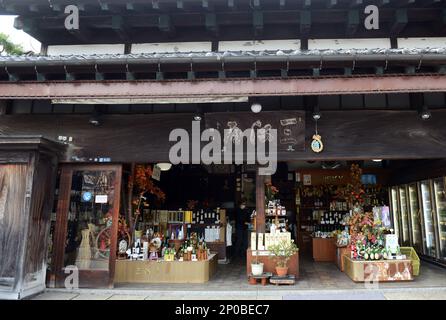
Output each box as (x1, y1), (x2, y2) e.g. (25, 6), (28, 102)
(348, 210), (390, 260)
(265, 182), (279, 203)
(335, 164), (365, 208)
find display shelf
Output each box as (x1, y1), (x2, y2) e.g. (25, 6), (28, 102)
(343, 255), (413, 282)
(114, 254), (218, 284)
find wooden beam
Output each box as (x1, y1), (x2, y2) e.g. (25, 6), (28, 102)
(112, 16), (130, 41)
(300, 10), (311, 36)
(205, 13), (219, 35)
(350, 0), (363, 7)
(29, 4), (39, 12)
(303, 0), (312, 8)
(279, 0), (286, 9)
(51, 3), (62, 12)
(391, 9), (408, 35)
(327, 0), (338, 8)
(100, 2), (110, 11)
(2, 75), (446, 99)
(176, 0), (188, 10)
(158, 14), (174, 33)
(253, 11), (263, 36)
(36, 72), (46, 82)
(227, 0), (236, 10)
(152, 0), (161, 10)
(202, 0), (214, 11)
(255, 169), (265, 234)
(346, 10), (360, 36)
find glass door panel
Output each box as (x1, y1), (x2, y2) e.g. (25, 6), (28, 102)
(390, 187), (400, 240)
(408, 183), (423, 254)
(398, 186), (410, 246)
(433, 178), (446, 261)
(55, 165), (122, 288)
(420, 180), (436, 258)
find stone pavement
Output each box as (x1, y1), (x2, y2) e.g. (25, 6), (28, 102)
(30, 258), (446, 300)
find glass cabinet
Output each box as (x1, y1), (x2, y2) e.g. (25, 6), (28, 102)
(408, 183), (423, 254)
(390, 187), (401, 240)
(432, 178), (446, 261)
(398, 186), (411, 246)
(420, 180), (437, 258)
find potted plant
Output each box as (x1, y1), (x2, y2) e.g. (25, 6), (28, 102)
(268, 240), (298, 277)
(251, 249), (264, 276)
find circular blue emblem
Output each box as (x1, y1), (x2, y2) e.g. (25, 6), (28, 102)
(82, 192), (93, 202)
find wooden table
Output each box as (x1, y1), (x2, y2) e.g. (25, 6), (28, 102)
(312, 237), (336, 262)
(114, 254), (217, 284)
(246, 249), (299, 278)
(343, 255), (413, 282)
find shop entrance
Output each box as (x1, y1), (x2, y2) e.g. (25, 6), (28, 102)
(50, 164), (122, 288)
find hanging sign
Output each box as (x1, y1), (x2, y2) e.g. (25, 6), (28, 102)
(311, 134), (324, 153)
(205, 111), (306, 153)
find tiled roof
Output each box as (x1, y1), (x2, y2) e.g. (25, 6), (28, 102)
(1, 48), (446, 64)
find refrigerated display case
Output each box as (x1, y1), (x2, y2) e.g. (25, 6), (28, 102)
(432, 178), (446, 261)
(398, 186), (411, 246)
(408, 183), (423, 254)
(390, 187), (401, 240)
(420, 180), (437, 258)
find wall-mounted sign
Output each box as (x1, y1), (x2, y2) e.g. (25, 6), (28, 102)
(205, 111), (305, 153)
(82, 192), (92, 202)
(303, 174), (312, 186)
(95, 195), (108, 204)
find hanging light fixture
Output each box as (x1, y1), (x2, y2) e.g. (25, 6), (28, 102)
(418, 105), (431, 120)
(156, 163), (172, 171)
(251, 102), (262, 113)
(89, 106), (102, 126)
(312, 105), (321, 121)
(193, 106), (203, 121)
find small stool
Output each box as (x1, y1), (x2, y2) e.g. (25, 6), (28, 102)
(248, 272), (272, 286)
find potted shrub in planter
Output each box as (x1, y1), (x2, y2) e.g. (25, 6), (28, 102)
(251, 251), (264, 276)
(268, 240), (298, 277)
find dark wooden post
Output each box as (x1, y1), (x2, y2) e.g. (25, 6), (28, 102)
(255, 167), (265, 233)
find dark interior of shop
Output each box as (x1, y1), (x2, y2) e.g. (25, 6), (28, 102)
(112, 159), (445, 266)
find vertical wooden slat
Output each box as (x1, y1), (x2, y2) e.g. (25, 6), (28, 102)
(256, 168), (265, 233)
(108, 165), (122, 288)
(52, 165), (72, 287)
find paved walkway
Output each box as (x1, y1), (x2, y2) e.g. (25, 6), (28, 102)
(30, 258), (446, 300)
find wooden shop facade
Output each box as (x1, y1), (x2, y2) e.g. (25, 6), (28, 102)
(1, 0), (446, 299)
